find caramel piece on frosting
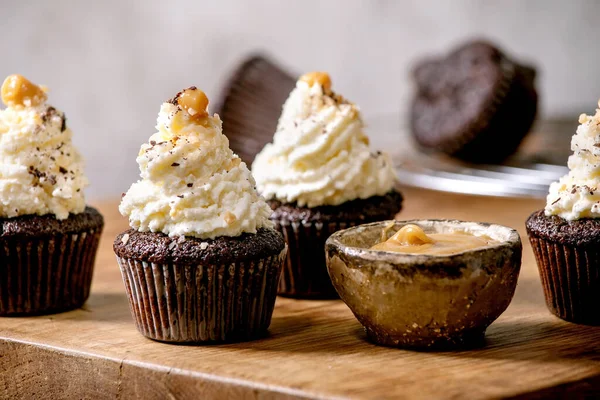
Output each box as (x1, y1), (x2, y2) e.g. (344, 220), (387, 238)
(177, 87), (209, 118)
(223, 211), (237, 225)
(1, 74), (47, 107)
(300, 72), (332, 92)
(226, 157), (241, 171)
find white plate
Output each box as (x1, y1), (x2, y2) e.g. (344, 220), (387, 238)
(366, 114), (575, 199)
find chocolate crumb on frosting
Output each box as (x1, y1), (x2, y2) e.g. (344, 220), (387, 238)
(41, 107), (57, 122)
(28, 167), (48, 187)
(39, 106), (67, 132)
(166, 95), (180, 106)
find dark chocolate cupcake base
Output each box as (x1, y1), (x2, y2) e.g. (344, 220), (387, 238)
(270, 190), (403, 299)
(526, 210), (600, 325)
(114, 228), (286, 343)
(0, 207), (104, 316)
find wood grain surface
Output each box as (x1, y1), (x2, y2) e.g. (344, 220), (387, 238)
(1, 187), (600, 399)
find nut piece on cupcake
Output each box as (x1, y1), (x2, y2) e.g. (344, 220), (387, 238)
(410, 40), (538, 163)
(527, 100), (600, 325)
(0, 74), (104, 315)
(252, 71), (402, 299)
(115, 87), (286, 343)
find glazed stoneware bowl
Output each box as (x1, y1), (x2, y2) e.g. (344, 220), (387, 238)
(325, 220), (522, 349)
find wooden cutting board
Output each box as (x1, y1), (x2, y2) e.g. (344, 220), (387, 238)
(1, 187), (600, 399)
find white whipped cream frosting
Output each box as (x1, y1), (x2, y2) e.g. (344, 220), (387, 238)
(119, 98), (273, 239)
(0, 101), (88, 219)
(545, 101), (600, 220)
(252, 79), (397, 208)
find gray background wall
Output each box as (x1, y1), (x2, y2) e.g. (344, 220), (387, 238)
(2, 0), (598, 200)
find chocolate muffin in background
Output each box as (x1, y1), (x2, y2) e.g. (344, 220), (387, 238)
(215, 55), (296, 166)
(410, 40), (538, 163)
(0, 75), (103, 315)
(116, 87), (286, 343)
(252, 72), (402, 299)
(526, 102), (600, 325)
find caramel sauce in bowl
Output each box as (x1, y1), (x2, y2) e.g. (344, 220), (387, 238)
(325, 220), (522, 349)
(370, 223), (498, 255)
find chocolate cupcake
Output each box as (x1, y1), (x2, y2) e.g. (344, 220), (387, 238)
(252, 72), (402, 298)
(527, 102), (600, 325)
(0, 75), (103, 315)
(410, 40), (538, 163)
(115, 87), (286, 343)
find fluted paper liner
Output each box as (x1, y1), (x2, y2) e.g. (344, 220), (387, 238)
(529, 236), (600, 325)
(0, 228), (102, 315)
(116, 249), (286, 343)
(275, 219), (363, 299)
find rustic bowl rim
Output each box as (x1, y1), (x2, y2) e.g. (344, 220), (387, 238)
(325, 219), (521, 265)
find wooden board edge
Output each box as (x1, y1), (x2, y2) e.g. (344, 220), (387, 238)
(0, 337), (318, 399)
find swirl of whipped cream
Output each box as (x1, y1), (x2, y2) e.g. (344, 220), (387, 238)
(546, 101), (600, 220)
(252, 73), (397, 208)
(119, 87), (273, 239)
(0, 75), (88, 220)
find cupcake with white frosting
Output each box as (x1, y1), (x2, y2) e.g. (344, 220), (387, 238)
(0, 74), (103, 315)
(114, 87), (286, 343)
(252, 72), (402, 298)
(527, 100), (600, 325)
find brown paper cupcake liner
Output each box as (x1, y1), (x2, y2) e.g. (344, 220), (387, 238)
(0, 228), (102, 315)
(214, 54), (296, 165)
(275, 219), (362, 299)
(529, 236), (600, 325)
(116, 249), (286, 343)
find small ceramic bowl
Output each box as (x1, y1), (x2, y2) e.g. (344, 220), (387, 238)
(325, 220), (522, 349)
